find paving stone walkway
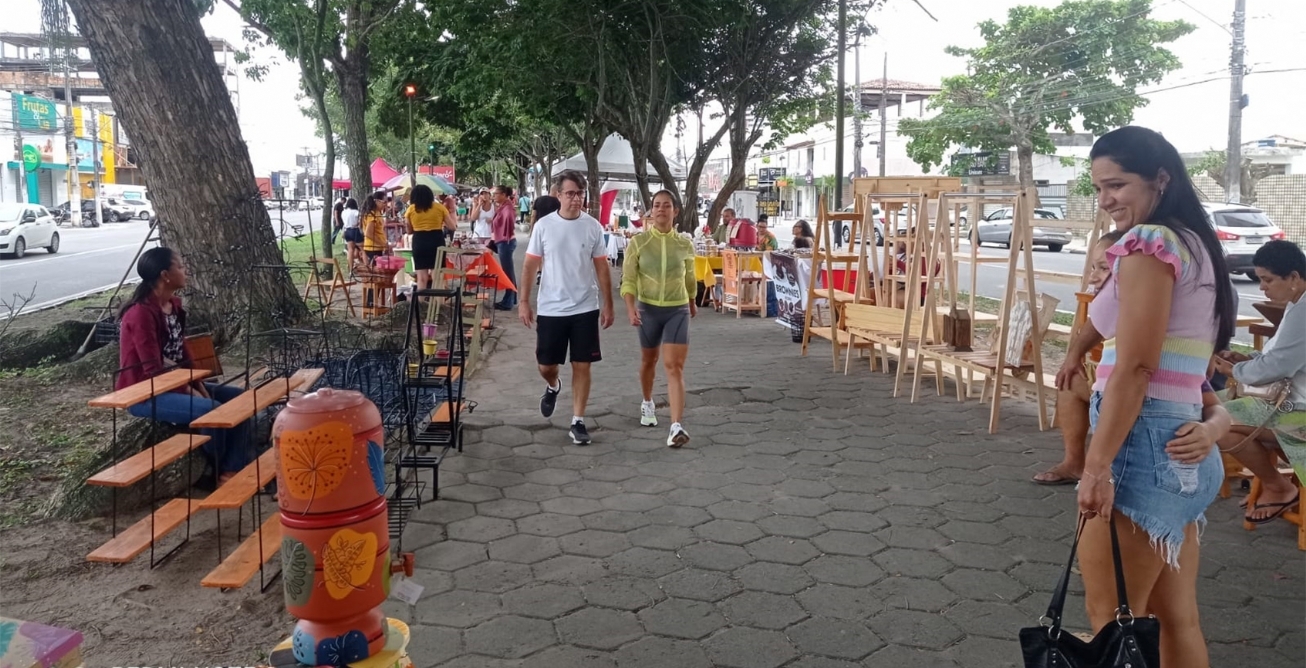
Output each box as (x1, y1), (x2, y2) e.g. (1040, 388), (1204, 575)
(382, 268), (1305, 668)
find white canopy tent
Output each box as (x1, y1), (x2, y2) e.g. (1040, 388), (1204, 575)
(553, 134), (687, 183)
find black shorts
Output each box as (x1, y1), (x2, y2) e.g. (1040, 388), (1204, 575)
(536, 310), (602, 366)
(343, 227), (363, 243)
(411, 230), (445, 270)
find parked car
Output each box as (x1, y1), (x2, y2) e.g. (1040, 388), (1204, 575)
(0, 203), (60, 258)
(1204, 202), (1287, 281)
(103, 199), (137, 222)
(119, 199), (154, 220)
(971, 206), (1072, 252)
(54, 200), (111, 227)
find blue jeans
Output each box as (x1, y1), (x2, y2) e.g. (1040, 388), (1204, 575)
(496, 238), (519, 308)
(128, 382), (255, 474)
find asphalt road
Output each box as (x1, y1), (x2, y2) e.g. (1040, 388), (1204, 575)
(0, 209), (322, 315)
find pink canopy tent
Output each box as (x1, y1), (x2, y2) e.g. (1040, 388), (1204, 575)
(330, 159), (403, 191)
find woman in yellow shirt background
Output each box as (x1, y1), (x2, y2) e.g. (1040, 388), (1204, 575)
(404, 184), (451, 291)
(360, 191), (389, 267)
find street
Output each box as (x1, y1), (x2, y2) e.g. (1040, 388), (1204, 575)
(0, 209), (322, 315)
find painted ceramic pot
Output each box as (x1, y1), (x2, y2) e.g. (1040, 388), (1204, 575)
(281, 496), (392, 665)
(272, 388), (386, 516)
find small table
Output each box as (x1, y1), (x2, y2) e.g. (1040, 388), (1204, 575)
(0, 617), (83, 668)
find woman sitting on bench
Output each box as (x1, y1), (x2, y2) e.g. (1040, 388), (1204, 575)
(117, 247), (253, 486)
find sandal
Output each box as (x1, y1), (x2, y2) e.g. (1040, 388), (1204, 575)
(1246, 490), (1300, 524)
(1032, 468), (1080, 486)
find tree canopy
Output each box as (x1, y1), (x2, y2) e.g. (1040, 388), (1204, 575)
(899, 0), (1194, 192)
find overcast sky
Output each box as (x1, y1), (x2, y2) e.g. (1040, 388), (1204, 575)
(10, 0), (1305, 176)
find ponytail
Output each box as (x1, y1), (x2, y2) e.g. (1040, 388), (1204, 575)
(119, 247), (176, 318)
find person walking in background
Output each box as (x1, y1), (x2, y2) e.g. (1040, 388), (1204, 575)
(340, 197), (361, 271)
(360, 191), (390, 267)
(532, 195), (560, 230)
(518, 191), (531, 226)
(621, 189), (697, 448)
(471, 189), (494, 240)
(1077, 126), (1236, 667)
(404, 184), (451, 293)
(519, 170), (614, 445)
(492, 185), (520, 310)
(1213, 239), (1306, 523)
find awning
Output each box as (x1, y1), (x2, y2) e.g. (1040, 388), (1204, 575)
(6, 161), (70, 171)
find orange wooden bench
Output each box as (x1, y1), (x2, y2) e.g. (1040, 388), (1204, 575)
(189, 367), (323, 430)
(87, 434), (211, 487)
(87, 498), (200, 563)
(198, 449), (278, 510)
(88, 369), (212, 409)
(201, 514), (282, 589)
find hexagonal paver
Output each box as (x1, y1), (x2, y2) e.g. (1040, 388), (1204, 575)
(735, 562), (814, 595)
(811, 530), (886, 557)
(805, 554), (885, 587)
(468, 469), (529, 488)
(541, 496), (606, 516)
(526, 468), (582, 485)
(560, 530), (633, 558)
(606, 547), (685, 579)
(770, 497), (832, 517)
(818, 510), (888, 533)
(522, 646), (615, 668)
(627, 524), (699, 550)
(517, 512), (587, 537)
(583, 510), (652, 532)
(441, 484), (504, 503)
(707, 500), (771, 522)
(796, 583), (884, 620)
(873, 526), (952, 550)
(534, 555), (609, 585)
(583, 577), (666, 611)
(621, 476), (677, 495)
(503, 483), (564, 502)
(602, 493), (666, 512)
(455, 560), (535, 593)
(757, 514), (827, 538)
(865, 645), (961, 667)
(679, 542), (753, 572)
(556, 607), (644, 650)
(873, 547), (955, 579)
(447, 516), (517, 543)
(482, 425), (535, 447)
(489, 534), (562, 564)
(719, 591), (808, 629)
(865, 609), (965, 651)
(643, 505), (713, 527)
(704, 626), (798, 668)
(417, 540), (487, 572)
(658, 568), (742, 602)
(746, 536), (821, 565)
(613, 636), (711, 668)
(478, 498), (542, 519)
(464, 615), (556, 658)
(638, 598), (726, 639)
(404, 624), (462, 665)
(582, 465), (639, 482)
(417, 589), (502, 628)
(940, 568), (1028, 602)
(694, 519), (765, 545)
(502, 582), (587, 619)
(943, 599), (1030, 639)
(937, 519), (1012, 545)
(787, 617), (884, 660)
(562, 480), (624, 499)
(868, 576), (960, 613)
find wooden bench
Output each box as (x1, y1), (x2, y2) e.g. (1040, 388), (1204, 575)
(89, 369), (213, 409)
(87, 498), (200, 563)
(842, 304), (926, 375)
(198, 449), (278, 510)
(429, 401), (465, 424)
(189, 368), (322, 430)
(201, 514), (282, 588)
(87, 434), (212, 487)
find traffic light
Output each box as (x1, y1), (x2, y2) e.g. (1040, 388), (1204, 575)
(427, 142), (437, 167)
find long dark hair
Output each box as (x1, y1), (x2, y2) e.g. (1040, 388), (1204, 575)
(345, 198), (358, 210)
(361, 191), (385, 218)
(1089, 126), (1236, 351)
(119, 247), (176, 318)
(795, 219), (814, 238)
(410, 184), (435, 213)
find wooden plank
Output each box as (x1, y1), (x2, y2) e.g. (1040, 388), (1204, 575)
(87, 433), (212, 487)
(198, 449), (278, 510)
(89, 369), (213, 409)
(190, 377), (291, 429)
(201, 514), (282, 589)
(288, 368), (324, 392)
(429, 401), (465, 424)
(1235, 314), (1262, 328)
(87, 498), (197, 563)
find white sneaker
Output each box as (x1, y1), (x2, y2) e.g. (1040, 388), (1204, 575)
(667, 423), (690, 448)
(640, 401), (658, 427)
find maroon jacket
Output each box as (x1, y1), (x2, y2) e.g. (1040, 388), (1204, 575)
(116, 296), (193, 390)
(491, 202), (517, 243)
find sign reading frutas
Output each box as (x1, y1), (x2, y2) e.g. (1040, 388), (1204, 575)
(13, 93), (57, 132)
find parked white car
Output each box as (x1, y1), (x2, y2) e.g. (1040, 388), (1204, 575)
(971, 206), (1073, 252)
(0, 203), (60, 258)
(1204, 203), (1287, 281)
(119, 199), (154, 220)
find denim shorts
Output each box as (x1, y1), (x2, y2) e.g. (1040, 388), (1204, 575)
(1089, 392), (1223, 569)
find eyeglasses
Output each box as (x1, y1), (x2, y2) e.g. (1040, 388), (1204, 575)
(560, 190), (585, 200)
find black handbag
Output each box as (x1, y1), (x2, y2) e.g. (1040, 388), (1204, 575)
(1019, 515), (1161, 668)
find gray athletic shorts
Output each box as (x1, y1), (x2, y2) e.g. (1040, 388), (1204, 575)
(638, 303), (690, 348)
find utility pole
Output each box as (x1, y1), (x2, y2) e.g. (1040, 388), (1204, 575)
(65, 61), (80, 226)
(1224, 0), (1247, 203)
(89, 113), (102, 226)
(879, 54), (888, 177)
(852, 33), (862, 186)
(833, 0), (847, 246)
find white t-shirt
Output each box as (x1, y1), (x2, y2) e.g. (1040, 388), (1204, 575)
(526, 211), (608, 317)
(473, 206), (494, 239)
(342, 209), (360, 228)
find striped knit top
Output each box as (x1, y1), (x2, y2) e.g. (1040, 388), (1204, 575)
(1089, 223), (1218, 405)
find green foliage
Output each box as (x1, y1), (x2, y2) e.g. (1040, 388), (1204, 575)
(899, 0), (1193, 187)
(1072, 166), (1095, 197)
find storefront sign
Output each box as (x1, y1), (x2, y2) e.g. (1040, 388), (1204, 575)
(21, 145), (41, 171)
(765, 253), (812, 332)
(758, 167), (787, 184)
(13, 93), (57, 132)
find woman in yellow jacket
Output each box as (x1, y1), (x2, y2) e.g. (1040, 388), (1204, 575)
(404, 184), (452, 291)
(360, 191), (389, 268)
(620, 189), (697, 448)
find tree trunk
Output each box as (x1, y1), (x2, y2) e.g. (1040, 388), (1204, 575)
(335, 56), (371, 205)
(309, 82), (335, 262)
(1016, 142), (1039, 207)
(676, 117), (730, 233)
(64, 0), (305, 342)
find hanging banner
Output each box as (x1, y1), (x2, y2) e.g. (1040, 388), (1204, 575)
(13, 93), (57, 132)
(98, 113), (116, 184)
(764, 252), (813, 332)
(72, 106), (85, 138)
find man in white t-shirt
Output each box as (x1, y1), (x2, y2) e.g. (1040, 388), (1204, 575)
(520, 170), (615, 444)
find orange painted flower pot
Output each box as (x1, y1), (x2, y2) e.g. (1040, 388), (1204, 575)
(272, 388), (385, 517)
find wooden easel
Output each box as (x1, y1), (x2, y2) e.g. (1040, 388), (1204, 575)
(801, 194), (873, 371)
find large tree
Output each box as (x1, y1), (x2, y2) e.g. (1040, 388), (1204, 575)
(53, 0), (305, 340)
(899, 0), (1193, 194)
(1188, 150), (1281, 205)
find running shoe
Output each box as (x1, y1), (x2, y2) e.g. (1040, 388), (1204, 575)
(667, 423), (690, 449)
(570, 421), (592, 445)
(540, 384), (560, 417)
(640, 401), (658, 427)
